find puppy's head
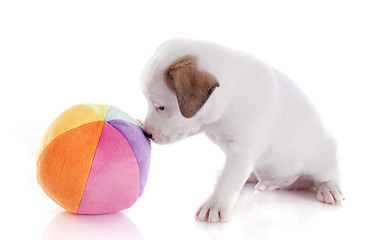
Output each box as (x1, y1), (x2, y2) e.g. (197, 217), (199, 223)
(141, 54), (219, 144)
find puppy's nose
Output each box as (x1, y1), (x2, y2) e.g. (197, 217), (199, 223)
(143, 130), (152, 139)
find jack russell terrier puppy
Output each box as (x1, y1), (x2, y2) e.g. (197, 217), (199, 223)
(140, 38), (344, 223)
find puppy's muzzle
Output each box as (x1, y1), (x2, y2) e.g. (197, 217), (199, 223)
(143, 130), (152, 139)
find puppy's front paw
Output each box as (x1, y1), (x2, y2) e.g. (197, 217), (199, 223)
(317, 182), (345, 205)
(195, 199), (231, 223)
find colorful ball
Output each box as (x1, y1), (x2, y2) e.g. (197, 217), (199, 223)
(36, 103), (151, 214)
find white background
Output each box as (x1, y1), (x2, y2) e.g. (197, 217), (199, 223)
(1, 0), (368, 239)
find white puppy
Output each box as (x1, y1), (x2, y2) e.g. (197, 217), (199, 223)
(140, 38), (344, 223)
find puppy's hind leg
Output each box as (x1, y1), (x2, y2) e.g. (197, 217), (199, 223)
(316, 181), (345, 205)
(311, 138), (345, 205)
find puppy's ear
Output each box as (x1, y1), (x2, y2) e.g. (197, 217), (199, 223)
(165, 55), (220, 118)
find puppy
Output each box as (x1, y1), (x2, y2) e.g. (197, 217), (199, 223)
(140, 38), (344, 223)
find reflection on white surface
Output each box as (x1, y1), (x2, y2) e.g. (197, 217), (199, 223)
(231, 185), (343, 239)
(41, 212), (141, 240)
(193, 184), (348, 240)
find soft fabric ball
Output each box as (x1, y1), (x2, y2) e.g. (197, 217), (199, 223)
(36, 103), (151, 214)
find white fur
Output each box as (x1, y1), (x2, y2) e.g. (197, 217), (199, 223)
(141, 38), (344, 223)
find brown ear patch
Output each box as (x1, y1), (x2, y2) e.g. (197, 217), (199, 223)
(165, 55), (220, 118)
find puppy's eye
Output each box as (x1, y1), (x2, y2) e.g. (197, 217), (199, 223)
(154, 104), (165, 112)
